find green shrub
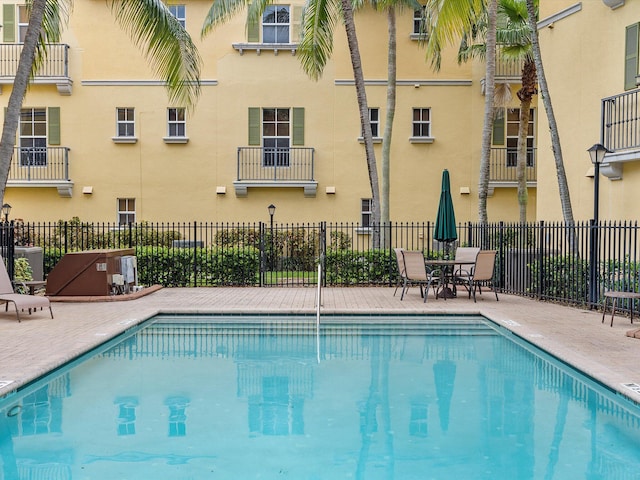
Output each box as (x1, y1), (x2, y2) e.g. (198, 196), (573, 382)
(529, 254), (588, 302)
(325, 249), (392, 285)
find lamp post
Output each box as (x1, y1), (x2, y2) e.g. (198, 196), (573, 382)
(268, 204), (276, 270)
(587, 143), (611, 307)
(2, 204), (11, 223)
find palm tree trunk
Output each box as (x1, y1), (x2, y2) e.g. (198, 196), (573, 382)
(516, 57), (537, 224)
(0, 0), (47, 203)
(478, 0), (498, 229)
(341, 0), (381, 247)
(525, 0), (575, 227)
(381, 7), (396, 249)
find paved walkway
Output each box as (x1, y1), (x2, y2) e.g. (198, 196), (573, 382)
(0, 286), (639, 404)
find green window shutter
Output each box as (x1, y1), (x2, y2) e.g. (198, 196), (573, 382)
(3, 5), (16, 43)
(625, 23), (640, 91)
(248, 107), (260, 145)
(48, 107), (61, 145)
(292, 108), (304, 145)
(290, 6), (303, 43)
(247, 16), (259, 43)
(492, 109), (505, 146)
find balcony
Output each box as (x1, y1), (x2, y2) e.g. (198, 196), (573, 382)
(0, 43), (72, 95)
(599, 89), (640, 179)
(488, 147), (537, 195)
(234, 147), (317, 197)
(7, 146), (73, 197)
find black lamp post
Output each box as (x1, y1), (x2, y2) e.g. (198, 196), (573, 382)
(2, 204), (11, 223)
(268, 204), (276, 270)
(587, 143), (611, 307)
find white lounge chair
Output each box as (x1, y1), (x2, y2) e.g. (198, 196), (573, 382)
(0, 257), (53, 322)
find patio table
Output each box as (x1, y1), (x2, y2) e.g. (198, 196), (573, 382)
(425, 259), (476, 299)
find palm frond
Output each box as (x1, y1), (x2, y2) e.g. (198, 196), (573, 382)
(109, 0), (201, 110)
(202, 0), (252, 37)
(297, 0), (340, 80)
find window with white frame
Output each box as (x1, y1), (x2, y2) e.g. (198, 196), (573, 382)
(117, 198), (136, 224)
(262, 5), (290, 43)
(360, 108), (380, 138)
(167, 108), (186, 137)
(361, 199), (372, 228)
(19, 108), (47, 166)
(17, 5), (28, 42)
(413, 7), (426, 36)
(263, 108), (290, 167)
(168, 4), (186, 28)
(506, 108), (535, 167)
(116, 108), (135, 137)
(412, 108), (431, 138)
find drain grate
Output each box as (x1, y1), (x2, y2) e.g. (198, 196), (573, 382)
(622, 383), (640, 395)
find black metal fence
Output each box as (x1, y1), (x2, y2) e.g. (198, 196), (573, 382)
(2, 220), (639, 310)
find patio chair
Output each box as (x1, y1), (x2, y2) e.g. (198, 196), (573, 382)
(452, 247), (480, 294)
(0, 257), (53, 322)
(466, 250), (499, 303)
(393, 248), (406, 296)
(400, 250), (441, 302)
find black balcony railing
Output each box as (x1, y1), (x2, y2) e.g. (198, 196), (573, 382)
(0, 43), (69, 78)
(237, 147), (315, 181)
(489, 147), (537, 182)
(9, 147), (70, 181)
(602, 89), (640, 152)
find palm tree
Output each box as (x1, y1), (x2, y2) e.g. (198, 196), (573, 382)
(0, 0), (202, 203)
(423, 0), (495, 225)
(458, 0), (537, 223)
(525, 0), (574, 226)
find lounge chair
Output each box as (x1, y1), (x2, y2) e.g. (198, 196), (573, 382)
(452, 247), (480, 294)
(466, 250), (499, 302)
(400, 250), (440, 302)
(0, 257), (53, 322)
(393, 248), (405, 296)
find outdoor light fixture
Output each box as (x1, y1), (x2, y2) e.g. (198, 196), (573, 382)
(587, 143), (611, 309)
(268, 204), (276, 218)
(2, 204), (11, 222)
(587, 143), (611, 222)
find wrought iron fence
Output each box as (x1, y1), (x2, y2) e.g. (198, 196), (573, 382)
(602, 89), (640, 152)
(0, 43), (69, 78)
(2, 220), (640, 311)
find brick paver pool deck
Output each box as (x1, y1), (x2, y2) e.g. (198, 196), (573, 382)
(0, 287), (639, 404)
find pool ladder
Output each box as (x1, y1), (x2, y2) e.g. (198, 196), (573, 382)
(315, 262), (322, 363)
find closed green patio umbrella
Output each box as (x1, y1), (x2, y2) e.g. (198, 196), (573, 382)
(434, 169), (458, 245)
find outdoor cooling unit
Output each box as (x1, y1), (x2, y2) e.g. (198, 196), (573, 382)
(45, 248), (137, 297)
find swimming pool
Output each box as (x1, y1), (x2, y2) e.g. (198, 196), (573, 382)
(1, 314), (640, 479)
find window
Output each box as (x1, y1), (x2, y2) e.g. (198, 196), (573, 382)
(168, 4), (186, 28)
(117, 198), (136, 224)
(167, 108), (186, 137)
(361, 199), (372, 228)
(19, 108), (47, 166)
(360, 108), (380, 138)
(263, 108), (290, 167)
(116, 108), (135, 137)
(625, 23), (639, 91)
(413, 7), (426, 36)
(412, 108), (431, 137)
(262, 5), (290, 43)
(18, 5), (28, 42)
(505, 108), (535, 167)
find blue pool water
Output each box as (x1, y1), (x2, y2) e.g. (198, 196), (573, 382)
(1, 314), (640, 479)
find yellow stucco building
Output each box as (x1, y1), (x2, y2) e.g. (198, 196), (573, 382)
(535, 0), (640, 222)
(6, 0), (633, 225)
